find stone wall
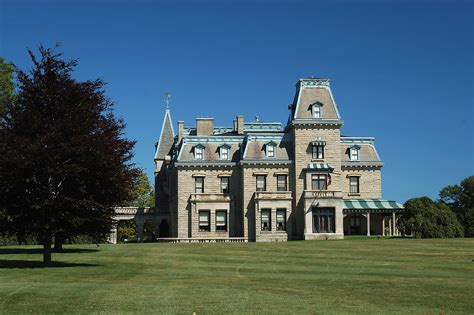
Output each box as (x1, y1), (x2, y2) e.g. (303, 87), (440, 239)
(341, 168), (382, 199)
(292, 124), (342, 239)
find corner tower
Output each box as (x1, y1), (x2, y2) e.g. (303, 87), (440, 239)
(154, 94), (175, 213)
(289, 77), (344, 240)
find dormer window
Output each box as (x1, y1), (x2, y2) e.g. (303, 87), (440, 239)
(311, 102), (323, 118)
(265, 141), (277, 158)
(194, 144), (205, 160)
(219, 144), (231, 160)
(350, 145), (360, 161)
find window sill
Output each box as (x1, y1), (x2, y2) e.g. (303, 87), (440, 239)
(348, 193), (361, 196)
(311, 159), (324, 162)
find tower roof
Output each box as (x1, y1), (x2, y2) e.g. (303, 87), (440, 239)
(154, 97), (175, 160)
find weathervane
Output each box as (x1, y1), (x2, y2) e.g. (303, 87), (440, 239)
(165, 92), (171, 109)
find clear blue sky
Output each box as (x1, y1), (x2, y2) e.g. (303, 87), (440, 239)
(1, 0), (473, 203)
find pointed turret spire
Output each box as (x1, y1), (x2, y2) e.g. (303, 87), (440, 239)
(154, 93), (176, 160)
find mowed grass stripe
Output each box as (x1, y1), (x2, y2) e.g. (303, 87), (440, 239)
(0, 238), (473, 314)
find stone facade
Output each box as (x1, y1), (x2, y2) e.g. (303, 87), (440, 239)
(146, 77), (402, 243)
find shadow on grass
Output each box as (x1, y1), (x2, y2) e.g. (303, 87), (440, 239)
(0, 260), (100, 269)
(0, 248), (99, 255)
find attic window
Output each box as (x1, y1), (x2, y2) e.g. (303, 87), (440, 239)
(311, 102), (323, 118)
(266, 141), (277, 158)
(194, 144), (205, 160)
(219, 144), (231, 160)
(350, 145), (360, 161)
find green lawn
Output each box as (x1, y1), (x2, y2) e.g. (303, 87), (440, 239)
(0, 238), (473, 314)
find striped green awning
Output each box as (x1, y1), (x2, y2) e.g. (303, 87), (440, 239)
(343, 199), (403, 212)
(306, 163), (334, 172)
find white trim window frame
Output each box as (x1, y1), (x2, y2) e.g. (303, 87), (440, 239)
(195, 146), (204, 160)
(312, 104), (322, 118)
(350, 147), (359, 161)
(220, 147), (229, 160)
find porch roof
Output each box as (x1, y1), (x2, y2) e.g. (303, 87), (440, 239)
(343, 199), (404, 212)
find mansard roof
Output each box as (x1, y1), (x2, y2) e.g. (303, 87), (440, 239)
(155, 106), (175, 160)
(176, 136), (244, 163)
(291, 77), (342, 122)
(242, 133), (293, 161)
(340, 136), (383, 167)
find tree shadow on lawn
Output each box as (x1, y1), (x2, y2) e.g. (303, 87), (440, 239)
(0, 248), (99, 255)
(0, 260), (101, 269)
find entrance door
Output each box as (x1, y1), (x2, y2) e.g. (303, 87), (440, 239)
(158, 219), (170, 238)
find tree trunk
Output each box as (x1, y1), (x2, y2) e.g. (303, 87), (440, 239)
(54, 234), (64, 252)
(43, 237), (52, 266)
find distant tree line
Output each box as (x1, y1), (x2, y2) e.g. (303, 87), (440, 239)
(399, 176), (473, 238)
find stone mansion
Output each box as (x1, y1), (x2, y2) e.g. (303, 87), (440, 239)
(114, 77), (403, 242)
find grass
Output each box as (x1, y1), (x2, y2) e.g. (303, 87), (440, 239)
(0, 237), (473, 314)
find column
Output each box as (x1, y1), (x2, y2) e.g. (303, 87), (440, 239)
(392, 212), (396, 236)
(109, 225), (118, 244)
(382, 216), (385, 236)
(389, 215), (392, 236)
(137, 221), (144, 242)
(366, 212), (370, 236)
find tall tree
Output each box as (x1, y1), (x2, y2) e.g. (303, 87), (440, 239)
(398, 197), (464, 238)
(0, 57), (15, 117)
(440, 176), (474, 237)
(0, 46), (139, 265)
(130, 171), (155, 207)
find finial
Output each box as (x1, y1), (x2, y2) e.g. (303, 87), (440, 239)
(255, 115), (260, 122)
(165, 92), (171, 110)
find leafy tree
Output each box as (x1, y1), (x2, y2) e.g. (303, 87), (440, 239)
(130, 171), (154, 207)
(439, 176), (474, 237)
(398, 197), (464, 238)
(0, 46), (139, 265)
(117, 219), (137, 242)
(0, 56), (15, 117)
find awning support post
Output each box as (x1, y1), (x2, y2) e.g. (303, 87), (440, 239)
(366, 212), (370, 236)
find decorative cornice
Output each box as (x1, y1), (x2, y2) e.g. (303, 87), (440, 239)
(341, 161), (384, 168)
(175, 161), (236, 168)
(297, 78), (330, 88)
(240, 160), (293, 166)
(291, 119), (344, 127)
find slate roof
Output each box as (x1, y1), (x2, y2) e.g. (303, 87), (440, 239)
(155, 107), (175, 160)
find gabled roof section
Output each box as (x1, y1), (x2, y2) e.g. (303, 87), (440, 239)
(155, 105), (175, 160)
(291, 77), (342, 122)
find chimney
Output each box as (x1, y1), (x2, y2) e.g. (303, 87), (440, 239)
(177, 120), (184, 143)
(196, 118), (214, 136)
(236, 115), (244, 135)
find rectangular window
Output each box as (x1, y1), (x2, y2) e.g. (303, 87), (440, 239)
(216, 210), (227, 231)
(261, 209), (271, 231)
(312, 207), (335, 233)
(198, 210), (210, 232)
(350, 148), (359, 161)
(312, 145), (324, 159)
(312, 105), (322, 118)
(267, 145), (275, 158)
(277, 175), (288, 191)
(195, 177), (204, 193)
(221, 147), (229, 160)
(195, 147), (204, 160)
(220, 177), (230, 193)
(311, 174), (327, 190)
(276, 209), (286, 231)
(256, 175), (266, 191)
(349, 176), (360, 193)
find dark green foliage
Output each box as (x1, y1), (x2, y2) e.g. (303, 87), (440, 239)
(117, 219), (137, 242)
(398, 197), (464, 238)
(0, 46), (139, 263)
(0, 56), (15, 117)
(439, 176), (474, 237)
